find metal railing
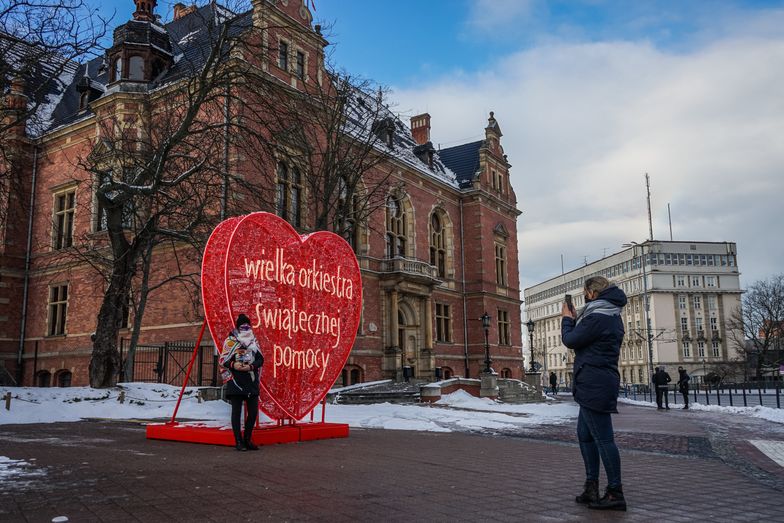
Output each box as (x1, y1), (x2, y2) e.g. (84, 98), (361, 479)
(119, 339), (218, 386)
(621, 382), (783, 409)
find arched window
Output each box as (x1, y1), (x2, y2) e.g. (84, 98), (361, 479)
(114, 57), (123, 81)
(442, 367), (453, 380)
(350, 368), (361, 385)
(430, 212), (446, 277)
(501, 368), (511, 378)
(79, 91), (90, 111)
(386, 196), (406, 258)
(55, 370), (72, 387)
(36, 370), (51, 387)
(128, 56), (145, 81)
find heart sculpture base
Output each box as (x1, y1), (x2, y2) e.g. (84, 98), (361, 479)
(146, 421), (349, 447)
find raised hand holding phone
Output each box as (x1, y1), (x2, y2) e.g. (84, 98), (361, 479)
(562, 294), (576, 318)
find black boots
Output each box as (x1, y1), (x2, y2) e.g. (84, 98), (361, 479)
(244, 436), (259, 451)
(588, 486), (627, 511)
(235, 439), (247, 451)
(575, 480), (599, 504)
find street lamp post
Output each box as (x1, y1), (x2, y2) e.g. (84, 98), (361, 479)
(624, 241), (656, 396)
(481, 313), (492, 373)
(526, 319), (535, 372)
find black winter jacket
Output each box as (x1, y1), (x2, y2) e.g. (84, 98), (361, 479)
(561, 285), (627, 413)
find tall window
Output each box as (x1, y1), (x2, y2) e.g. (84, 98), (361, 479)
(680, 317), (689, 334)
(290, 166), (301, 227)
(47, 284), (68, 336)
(497, 309), (510, 345)
(429, 213), (446, 277)
(707, 295), (717, 310)
(676, 275), (686, 287)
(296, 51), (305, 79)
(683, 341), (691, 357)
(385, 196), (406, 257)
(279, 41), (289, 70)
(706, 276), (716, 287)
(712, 341), (720, 357)
(495, 243), (507, 286)
(128, 56), (144, 81)
(276, 162), (288, 220)
(275, 162), (302, 226)
(53, 190), (75, 249)
(114, 57), (123, 81)
(435, 303), (451, 343)
(691, 276), (701, 287)
(338, 177), (358, 252)
(693, 295), (701, 309)
(698, 341), (705, 357)
(678, 295), (687, 310)
(695, 317), (704, 334)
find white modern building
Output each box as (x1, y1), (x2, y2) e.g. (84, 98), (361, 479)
(523, 241), (742, 386)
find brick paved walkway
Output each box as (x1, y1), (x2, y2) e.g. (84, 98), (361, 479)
(1, 402), (783, 522)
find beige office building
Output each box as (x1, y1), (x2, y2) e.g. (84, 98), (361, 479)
(523, 241), (742, 386)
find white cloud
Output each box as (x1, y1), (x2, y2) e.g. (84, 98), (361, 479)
(466, 0), (537, 34)
(392, 32), (784, 291)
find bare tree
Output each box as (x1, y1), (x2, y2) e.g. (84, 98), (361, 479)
(727, 274), (784, 380)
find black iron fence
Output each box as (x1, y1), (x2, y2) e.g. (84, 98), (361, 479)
(621, 382), (783, 409)
(119, 339), (218, 386)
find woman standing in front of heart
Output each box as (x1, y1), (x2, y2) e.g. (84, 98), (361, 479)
(220, 314), (264, 451)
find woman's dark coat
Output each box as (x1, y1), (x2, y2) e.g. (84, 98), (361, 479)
(561, 285), (627, 413)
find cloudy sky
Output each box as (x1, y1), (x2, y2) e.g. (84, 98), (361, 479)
(313, 0), (784, 291)
(99, 0), (783, 290)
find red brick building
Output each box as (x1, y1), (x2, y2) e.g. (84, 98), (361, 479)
(0, 0), (523, 387)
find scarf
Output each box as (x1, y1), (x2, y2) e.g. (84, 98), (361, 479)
(575, 299), (622, 326)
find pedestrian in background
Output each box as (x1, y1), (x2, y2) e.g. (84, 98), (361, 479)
(653, 367), (671, 410)
(677, 366), (690, 409)
(549, 371), (558, 395)
(562, 276), (628, 511)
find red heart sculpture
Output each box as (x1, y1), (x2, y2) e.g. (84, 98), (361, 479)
(201, 216), (288, 420)
(221, 212), (362, 420)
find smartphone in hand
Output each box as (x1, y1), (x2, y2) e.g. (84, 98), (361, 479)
(564, 294), (575, 314)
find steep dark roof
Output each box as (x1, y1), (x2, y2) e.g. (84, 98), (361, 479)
(31, 3), (250, 133)
(438, 140), (483, 189)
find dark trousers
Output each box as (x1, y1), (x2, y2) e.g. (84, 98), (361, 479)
(577, 406), (622, 489)
(680, 386), (689, 407)
(229, 395), (259, 443)
(656, 386), (669, 408)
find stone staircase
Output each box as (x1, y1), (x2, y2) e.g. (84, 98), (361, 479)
(497, 378), (542, 403)
(329, 380), (421, 404)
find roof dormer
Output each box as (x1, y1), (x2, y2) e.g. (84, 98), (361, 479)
(106, 0), (172, 87)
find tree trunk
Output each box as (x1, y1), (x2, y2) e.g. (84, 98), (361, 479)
(89, 253), (134, 388)
(123, 242), (154, 381)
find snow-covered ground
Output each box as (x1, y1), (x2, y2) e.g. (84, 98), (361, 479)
(2, 384), (782, 433)
(618, 397), (784, 424)
(0, 383), (578, 433)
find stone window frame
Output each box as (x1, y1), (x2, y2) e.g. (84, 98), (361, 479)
(278, 38), (290, 72)
(434, 302), (452, 343)
(52, 185), (77, 250)
(497, 308), (510, 345)
(47, 282), (69, 337)
(275, 160), (303, 227)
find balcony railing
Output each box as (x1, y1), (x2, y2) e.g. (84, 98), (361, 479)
(379, 256), (440, 280)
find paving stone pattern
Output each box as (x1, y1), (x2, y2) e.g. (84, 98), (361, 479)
(1, 402), (783, 522)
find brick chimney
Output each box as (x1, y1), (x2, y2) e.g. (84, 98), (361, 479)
(410, 113), (431, 145)
(3, 78), (28, 139)
(173, 2), (196, 20)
